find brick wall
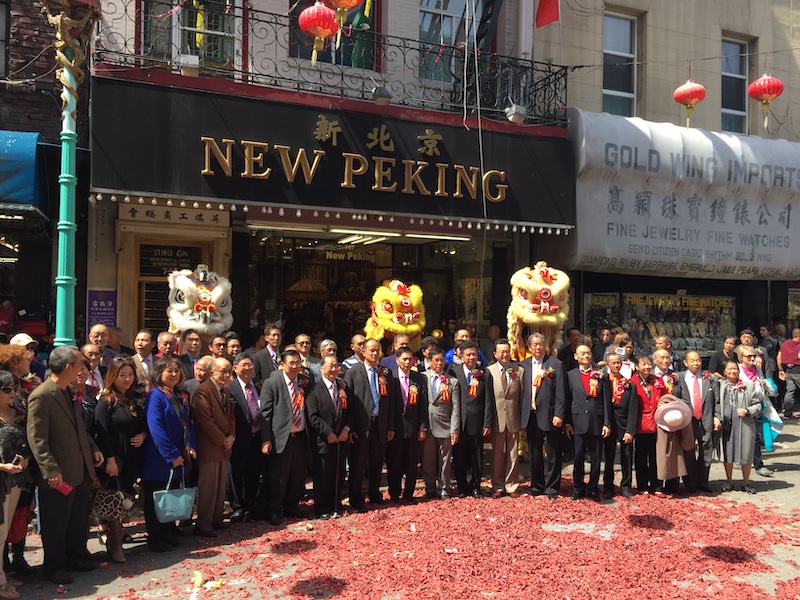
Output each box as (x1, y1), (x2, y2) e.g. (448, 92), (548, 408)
(0, 0), (89, 146)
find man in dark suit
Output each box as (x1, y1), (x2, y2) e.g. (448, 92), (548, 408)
(380, 334), (410, 371)
(81, 343), (107, 393)
(602, 352), (638, 499)
(177, 329), (204, 382)
(252, 325), (282, 382)
(191, 358), (235, 537)
(305, 355), (352, 518)
(343, 338), (397, 510)
(295, 333), (320, 369)
(261, 349), (311, 525)
(386, 346), (428, 502)
(228, 353), (267, 521)
(449, 341), (493, 497)
(520, 333), (566, 498)
(27, 346), (104, 584)
(673, 350), (722, 492)
(565, 345), (611, 502)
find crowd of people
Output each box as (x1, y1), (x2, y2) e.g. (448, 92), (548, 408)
(0, 320), (793, 595)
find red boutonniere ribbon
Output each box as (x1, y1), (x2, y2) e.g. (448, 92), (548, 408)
(294, 390), (305, 409)
(409, 384), (418, 405)
(378, 375), (388, 397)
(469, 370), (481, 397)
(440, 376), (451, 403)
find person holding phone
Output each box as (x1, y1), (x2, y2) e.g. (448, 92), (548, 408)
(0, 371), (28, 599)
(26, 347), (104, 586)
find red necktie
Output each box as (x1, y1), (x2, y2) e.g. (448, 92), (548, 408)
(692, 374), (702, 420)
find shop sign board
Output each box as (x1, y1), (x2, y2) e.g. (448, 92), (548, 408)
(139, 244), (203, 277)
(90, 77), (574, 226)
(568, 108), (800, 280)
(87, 289), (117, 328)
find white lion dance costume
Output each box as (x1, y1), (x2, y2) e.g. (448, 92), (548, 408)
(364, 279), (426, 352)
(167, 264), (233, 337)
(506, 262), (570, 361)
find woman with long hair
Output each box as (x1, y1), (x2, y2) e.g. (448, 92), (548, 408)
(717, 359), (763, 494)
(0, 371), (28, 599)
(609, 335), (636, 379)
(95, 356), (147, 563)
(0, 347), (34, 578)
(141, 358), (195, 552)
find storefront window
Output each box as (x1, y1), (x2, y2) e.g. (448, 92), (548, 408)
(620, 293), (736, 359)
(583, 293), (620, 337)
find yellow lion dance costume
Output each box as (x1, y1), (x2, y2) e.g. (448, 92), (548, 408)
(364, 280), (426, 352)
(506, 261), (570, 361)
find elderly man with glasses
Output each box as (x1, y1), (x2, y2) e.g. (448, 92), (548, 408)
(295, 333), (319, 369)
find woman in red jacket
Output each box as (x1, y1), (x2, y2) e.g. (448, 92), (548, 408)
(631, 355), (664, 493)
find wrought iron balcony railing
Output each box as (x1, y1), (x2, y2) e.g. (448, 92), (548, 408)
(95, 0), (568, 126)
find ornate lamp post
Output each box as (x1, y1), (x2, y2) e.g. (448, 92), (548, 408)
(39, 0), (101, 347)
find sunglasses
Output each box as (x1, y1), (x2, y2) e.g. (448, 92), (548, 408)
(744, 354), (757, 358)
(0, 386), (16, 394)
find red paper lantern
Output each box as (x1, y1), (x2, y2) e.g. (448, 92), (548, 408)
(298, 1), (338, 65)
(748, 73), (784, 129)
(326, 0), (364, 48)
(673, 80), (706, 128)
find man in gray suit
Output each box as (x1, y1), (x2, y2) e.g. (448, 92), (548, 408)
(487, 339), (523, 498)
(420, 348), (460, 499)
(27, 346), (104, 584)
(261, 349), (311, 525)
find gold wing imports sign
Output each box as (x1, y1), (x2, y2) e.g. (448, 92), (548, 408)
(569, 108), (800, 281)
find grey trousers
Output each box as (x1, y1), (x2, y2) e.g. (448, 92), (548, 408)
(422, 435), (452, 495)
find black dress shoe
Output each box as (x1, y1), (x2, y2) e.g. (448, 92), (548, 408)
(589, 491), (602, 503)
(9, 556), (34, 576)
(284, 508), (308, 519)
(212, 522), (231, 530)
(547, 492), (559, 500)
(369, 497), (385, 505)
(317, 513), (331, 520)
(147, 541), (170, 553)
(166, 536), (181, 547)
(603, 488), (615, 498)
(471, 489), (483, 499)
(457, 492), (467, 499)
(570, 491), (585, 501)
(529, 489), (545, 497)
(267, 513), (284, 526)
(66, 559), (96, 572)
(620, 488), (633, 499)
(45, 569), (74, 584)
(194, 527), (218, 538)
(229, 509), (245, 523)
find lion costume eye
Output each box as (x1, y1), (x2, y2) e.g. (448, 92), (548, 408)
(538, 288), (552, 301)
(175, 290), (185, 304)
(400, 298), (411, 308)
(519, 289), (528, 300)
(381, 300), (394, 313)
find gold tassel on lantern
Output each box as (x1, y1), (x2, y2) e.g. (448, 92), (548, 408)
(311, 37), (324, 66)
(364, 0), (371, 17)
(335, 8), (347, 48)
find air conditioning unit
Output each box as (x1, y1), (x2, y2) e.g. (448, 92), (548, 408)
(179, 54), (200, 77)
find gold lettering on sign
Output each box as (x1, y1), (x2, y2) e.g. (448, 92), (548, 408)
(372, 157), (397, 192)
(274, 146), (325, 184)
(435, 163), (449, 197)
(453, 165), (480, 199)
(341, 153), (369, 189)
(201, 137), (234, 176)
(483, 170), (508, 202)
(241, 140), (271, 179)
(401, 160), (431, 195)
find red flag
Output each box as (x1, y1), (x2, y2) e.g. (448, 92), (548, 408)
(535, 0), (560, 27)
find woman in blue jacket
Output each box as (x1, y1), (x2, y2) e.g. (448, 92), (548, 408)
(142, 358), (196, 552)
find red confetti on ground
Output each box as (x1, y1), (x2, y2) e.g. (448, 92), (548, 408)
(90, 481), (800, 599)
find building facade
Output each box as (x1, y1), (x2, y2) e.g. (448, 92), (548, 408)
(88, 0), (573, 349)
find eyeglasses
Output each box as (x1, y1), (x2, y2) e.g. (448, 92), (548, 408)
(211, 342), (227, 348)
(297, 340), (311, 346)
(112, 355), (134, 364)
(0, 386), (16, 394)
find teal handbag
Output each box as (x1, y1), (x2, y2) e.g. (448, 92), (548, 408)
(153, 469), (196, 523)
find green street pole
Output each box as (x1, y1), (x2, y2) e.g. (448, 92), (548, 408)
(53, 43), (79, 347)
(40, 1), (101, 347)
